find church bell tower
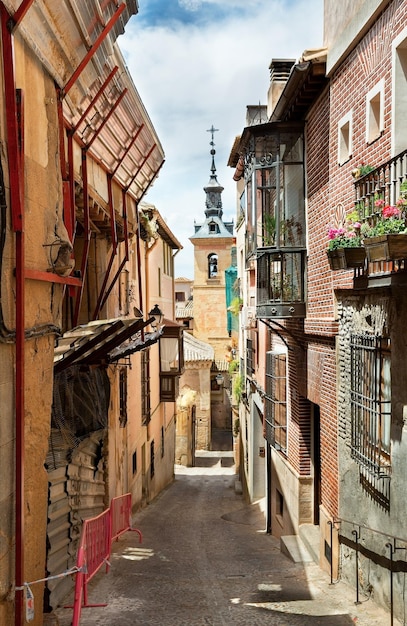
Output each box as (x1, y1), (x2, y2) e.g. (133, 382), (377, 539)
(190, 127), (234, 362)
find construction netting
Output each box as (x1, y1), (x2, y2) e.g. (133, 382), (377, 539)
(225, 265), (239, 335)
(46, 365), (110, 470)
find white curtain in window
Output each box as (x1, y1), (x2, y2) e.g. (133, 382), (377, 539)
(161, 338), (179, 371)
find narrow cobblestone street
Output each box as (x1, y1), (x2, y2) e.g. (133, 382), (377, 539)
(55, 451), (399, 626)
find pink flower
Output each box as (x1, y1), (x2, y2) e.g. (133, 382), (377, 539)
(382, 205), (400, 219)
(352, 222), (361, 229)
(375, 198), (385, 209)
(328, 227), (345, 239)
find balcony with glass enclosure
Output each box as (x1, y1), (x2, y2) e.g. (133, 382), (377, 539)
(240, 123), (306, 318)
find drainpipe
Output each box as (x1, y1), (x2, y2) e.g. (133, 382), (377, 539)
(171, 248), (181, 319)
(145, 220), (158, 312)
(0, 6), (25, 625)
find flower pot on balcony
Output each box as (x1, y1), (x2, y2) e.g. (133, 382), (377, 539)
(364, 234), (407, 262)
(327, 247), (366, 270)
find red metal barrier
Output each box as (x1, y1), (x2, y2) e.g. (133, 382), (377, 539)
(110, 493), (142, 544)
(71, 508), (111, 626)
(70, 495), (141, 624)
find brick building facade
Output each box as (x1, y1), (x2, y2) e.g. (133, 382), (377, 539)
(229, 1), (407, 621)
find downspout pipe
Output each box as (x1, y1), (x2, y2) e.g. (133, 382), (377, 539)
(0, 6), (25, 624)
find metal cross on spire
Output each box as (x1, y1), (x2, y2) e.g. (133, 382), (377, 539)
(206, 125), (219, 147)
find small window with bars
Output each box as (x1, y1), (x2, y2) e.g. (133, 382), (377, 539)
(246, 338), (254, 377)
(141, 348), (151, 425)
(150, 440), (155, 479)
(264, 351), (287, 453)
(350, 334), (391, 476)
(119, 368), (127, 427)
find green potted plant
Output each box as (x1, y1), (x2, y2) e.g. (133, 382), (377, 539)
(232, 373), (243, 406)
(362, 201), (407, 262)
(263, 213), (276, 246)
(228, 296), (243, 316)
(326, 212), (366, 270)
(351, 163), (375, 179)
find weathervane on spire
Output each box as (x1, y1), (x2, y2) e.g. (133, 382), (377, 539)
(206, 125), (219, 150)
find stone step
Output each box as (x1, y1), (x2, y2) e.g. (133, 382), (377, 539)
(299, 523), (320, 564)
(280, 534), (314, 563)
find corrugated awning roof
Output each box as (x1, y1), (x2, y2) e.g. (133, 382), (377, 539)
(54, 316), (157, 372)
(108, 329), (162, 361)
(17, 1), (164, 201)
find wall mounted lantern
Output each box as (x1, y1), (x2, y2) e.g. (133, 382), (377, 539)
(148, 303), (163, 329)
(215, 373), (225, 387)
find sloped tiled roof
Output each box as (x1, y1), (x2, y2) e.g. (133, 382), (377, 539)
(176, 300), (193, 319)
(184, 333), (213, 363)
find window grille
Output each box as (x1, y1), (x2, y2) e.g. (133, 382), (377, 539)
(141, 348), (151, 425)
(119, 368), (127, 427)
(150, 440), (155, 478)
(350, 334), (391, 476)
(264, 351), (287, 453)
(246, 338), (254, 377)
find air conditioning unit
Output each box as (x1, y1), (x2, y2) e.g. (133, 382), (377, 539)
(241, 306), (257, 330)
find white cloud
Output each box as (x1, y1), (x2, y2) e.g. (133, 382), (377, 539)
(178, 0), (202, 10)
(120, 0), (323, 278)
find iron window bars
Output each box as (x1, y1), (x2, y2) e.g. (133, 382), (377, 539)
(264, 351), (287, 453)
(350, 334), (391, 476)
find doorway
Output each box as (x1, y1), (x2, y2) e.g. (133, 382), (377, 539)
(311, 403), (321, 525)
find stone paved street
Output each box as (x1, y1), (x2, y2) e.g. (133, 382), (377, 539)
(54, 451), (399, 625)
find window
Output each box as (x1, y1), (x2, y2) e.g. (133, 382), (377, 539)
(208, 253), (218, 278)
(159, 324), (184, 402)
(161, 426), (165, 458)
(175, 291), (185, 302)
(264, 351), (287, 453)
(163, 242), (173, 276)
(392, 29), (407, 155)
(277, 489), (284, 517)
(366, 80), (384, 144)
(160, 375), (178, 401)
(141, 349), (151, 425)
(150, 440), (155, 479)
(350, 335), (391, 476)
(246, 338), (254, 377)
(119, 368), (127, 427)
(338, 111), (353, 165)
(132, 450), (137, 474)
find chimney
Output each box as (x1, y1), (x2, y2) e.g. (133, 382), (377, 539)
(267, 59), (295, 119)
(245, 104), (268, 127)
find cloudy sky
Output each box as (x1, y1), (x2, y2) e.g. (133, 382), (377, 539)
(120, 0), (324, 279)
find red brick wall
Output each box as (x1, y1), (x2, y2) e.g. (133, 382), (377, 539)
(301, 1), (407, 521)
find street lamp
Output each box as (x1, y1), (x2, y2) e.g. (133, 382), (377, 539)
(148, 304), (163, 329)
(215, 373), (224, 387)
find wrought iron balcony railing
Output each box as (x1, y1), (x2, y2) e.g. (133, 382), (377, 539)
(354, 148), (407, 216)
(354, 148), (407, 278)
